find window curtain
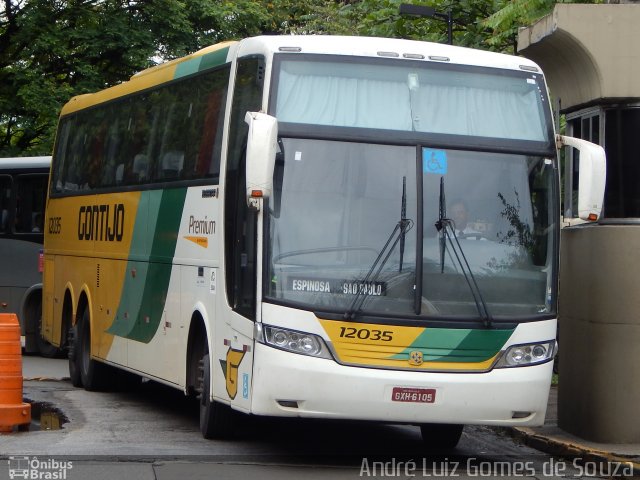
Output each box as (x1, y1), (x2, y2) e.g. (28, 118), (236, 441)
(276, 67), (546, 142)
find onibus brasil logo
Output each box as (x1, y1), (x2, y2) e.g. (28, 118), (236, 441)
(8, 456), (73, 479)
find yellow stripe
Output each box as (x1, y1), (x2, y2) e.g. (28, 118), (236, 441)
(319, 318), (499, 372)
(320, 319), (424, 349)
(60, 41), (236, 116)
(336, 349), (499, 372)
(60, 66), (177, 116)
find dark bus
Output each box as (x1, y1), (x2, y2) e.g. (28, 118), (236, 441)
(0, 156), (59, 356)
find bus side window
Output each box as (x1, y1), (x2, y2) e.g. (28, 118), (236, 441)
(52, 119), (72, 194)
(14, 174), (48, 234)
(132, 154), (149, 183)
(101, 109), (127, 189)
(115, 164), (124, 185)
(32, 212), (43, 233)
(161, 151), (184, 179)
(122, 99), (154, 186)
(53, 117), (86, 193)
(182, 67), (228, 181)
(0, 176), (11, 234)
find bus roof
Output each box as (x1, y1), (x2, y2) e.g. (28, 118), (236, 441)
(59, 35), (544, 117)
(0, 156), (51, 170)
(235, 35), (542, 73)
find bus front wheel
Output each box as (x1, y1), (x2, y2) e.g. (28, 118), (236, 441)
(199, 353), (235, 439)
(420, 423), (463, 449)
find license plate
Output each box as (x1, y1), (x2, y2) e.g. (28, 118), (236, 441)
(392, 387), (436, 403)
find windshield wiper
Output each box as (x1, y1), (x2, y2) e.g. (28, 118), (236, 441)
(399, 176), (407, 273)
(344, 177), (413, 320)
(434, 177), (493, 328)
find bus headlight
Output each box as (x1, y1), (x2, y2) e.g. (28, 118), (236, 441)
(495, 341), (556, 368)
(256, 324), (333, 359)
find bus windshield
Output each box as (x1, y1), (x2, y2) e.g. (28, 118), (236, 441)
(274, 56), (551, 143)
(266, 141), (556, 320)
(266, 56), (557, 320)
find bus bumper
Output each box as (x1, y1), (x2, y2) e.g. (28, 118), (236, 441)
(250, 342), (552, 426)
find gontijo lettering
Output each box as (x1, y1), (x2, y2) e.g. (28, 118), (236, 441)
(78, 204), (125, 241)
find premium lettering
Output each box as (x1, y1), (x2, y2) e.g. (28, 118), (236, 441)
(188, 216), (216, 235)
(77, 204), (125, 241)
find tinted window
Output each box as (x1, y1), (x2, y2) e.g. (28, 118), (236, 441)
(51, 65), (230, 194)
(224, 56), (265, 319)
(14, 174), (48, 233)
(0, 175), (11, 234)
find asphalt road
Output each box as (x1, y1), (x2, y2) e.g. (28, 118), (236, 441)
(0, 356), (600, 480)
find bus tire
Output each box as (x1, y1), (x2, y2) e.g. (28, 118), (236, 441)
(420, 423), (463, 450)
(77, 307), (108, 391)
(68, 324), (82, 387)
(200, 353), (234, 439)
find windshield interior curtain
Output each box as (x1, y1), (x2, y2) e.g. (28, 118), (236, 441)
(276, 67), (547, 142)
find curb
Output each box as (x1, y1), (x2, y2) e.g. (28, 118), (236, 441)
(510, 427), (640, 475)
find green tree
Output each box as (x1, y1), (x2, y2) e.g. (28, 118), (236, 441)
(480, 0), (603, 53)
(310, 0), (601, 53)
(0, 0), (601, 156)
(0, 0), (280, 156)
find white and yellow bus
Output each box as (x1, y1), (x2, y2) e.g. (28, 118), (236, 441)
(42, 35), (605, 447)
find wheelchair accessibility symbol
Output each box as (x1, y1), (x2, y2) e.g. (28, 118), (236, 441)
(423, 149), (448, 175)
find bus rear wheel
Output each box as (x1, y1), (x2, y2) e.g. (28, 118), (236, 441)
(76, 307), (109, 391)
(420, 423), (463, 450)
(68, 324), (82, 387)
(199, 353), (235, 439)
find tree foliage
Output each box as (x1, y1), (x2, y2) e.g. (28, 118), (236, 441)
(0, 0), (273, 155)
(302, 0), (601, 53)
(1, 0), (599, 156)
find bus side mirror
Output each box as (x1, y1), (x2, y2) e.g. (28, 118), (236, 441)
(557, 135), (606, 222)
(245, 112), (278, 207)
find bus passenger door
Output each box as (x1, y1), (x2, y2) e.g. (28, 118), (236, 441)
(219, 54), (265, 413)
(218, 191), (257, 414)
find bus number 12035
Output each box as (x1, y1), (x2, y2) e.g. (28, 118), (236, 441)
(339, 327), (393, 342)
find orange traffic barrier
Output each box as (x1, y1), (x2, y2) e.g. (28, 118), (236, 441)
(0, 313), (31, 432)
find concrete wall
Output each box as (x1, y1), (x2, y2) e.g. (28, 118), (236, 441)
(558, 224), (640, 443)
(518, 4), (640, 111)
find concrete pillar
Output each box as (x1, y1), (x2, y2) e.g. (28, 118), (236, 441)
(558, 224), (640, 442)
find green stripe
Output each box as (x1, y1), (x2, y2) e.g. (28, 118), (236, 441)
(174, 58), (201, 78)
(173, 47), (230, 79)
(198, 47), (230, 72)
(390, 328), (514, 363)
(107, 188), (187, 343)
